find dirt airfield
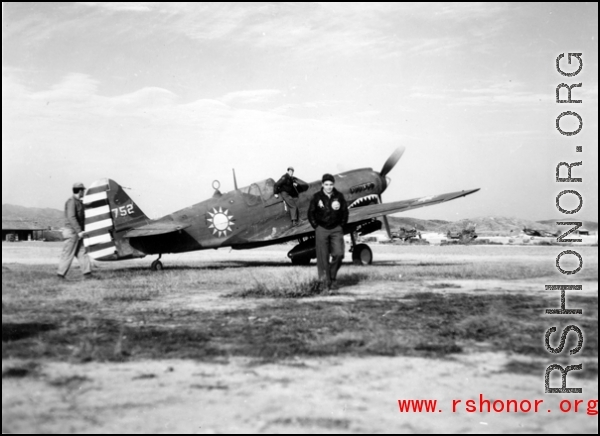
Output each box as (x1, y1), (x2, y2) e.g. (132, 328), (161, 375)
(2, 241), (598, 433)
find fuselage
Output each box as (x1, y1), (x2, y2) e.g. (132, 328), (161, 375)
(129, 168), (386, 255)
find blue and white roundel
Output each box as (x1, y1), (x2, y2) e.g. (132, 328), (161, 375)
(207, 207), (235, 237)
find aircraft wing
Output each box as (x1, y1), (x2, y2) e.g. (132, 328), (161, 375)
(275, 188), (479, 239)
(347, 188), (480, 224)
(276, 220), (315, 238)
(124, 221), (191, 237)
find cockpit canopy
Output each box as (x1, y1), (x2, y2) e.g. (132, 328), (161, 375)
(238, 177), (309, 206)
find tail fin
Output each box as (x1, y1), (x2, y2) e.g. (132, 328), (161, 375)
(83, 178), (149, 261)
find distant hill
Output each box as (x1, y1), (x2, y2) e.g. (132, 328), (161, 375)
(437, 217), (598, 235)
(537, 219), (598, 232)
(386, 216), (449, 231)
(386, 216), (597, 236)
(2, 204), (64, 229)
(438, 216), (557, 233)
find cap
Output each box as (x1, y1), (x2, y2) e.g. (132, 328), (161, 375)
(73, 182), (85, 190)
(287, 166), (294, 171)
(321, 173), (335, 184)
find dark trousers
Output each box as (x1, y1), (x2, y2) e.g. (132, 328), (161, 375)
(281, 191), (299, 221)
(315, 225), (344, 286)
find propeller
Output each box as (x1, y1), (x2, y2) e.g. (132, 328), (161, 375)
(380, 146), (405, 178)
(378, 146), (405, 240)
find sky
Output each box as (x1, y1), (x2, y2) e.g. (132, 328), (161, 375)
(2, 2), (598, 222)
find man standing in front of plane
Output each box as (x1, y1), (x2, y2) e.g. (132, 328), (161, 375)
(307, 173), (348, 292)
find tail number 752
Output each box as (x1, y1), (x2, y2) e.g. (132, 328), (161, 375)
(112, 204), (134, 218)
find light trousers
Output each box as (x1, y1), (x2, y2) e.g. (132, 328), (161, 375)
(57, 228), (92, 277)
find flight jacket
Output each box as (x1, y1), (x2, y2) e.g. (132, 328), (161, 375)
(307, 188), (349, 230)
(274, 173), (299, 197)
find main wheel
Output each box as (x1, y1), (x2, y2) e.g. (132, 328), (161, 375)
(150, 260), (164, 271)
(352, 244), (373, 265)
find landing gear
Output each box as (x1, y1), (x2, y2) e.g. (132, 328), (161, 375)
(150, 254), (163, 271)
(349, 232), (373, 265)
(352, 243), (373, 265)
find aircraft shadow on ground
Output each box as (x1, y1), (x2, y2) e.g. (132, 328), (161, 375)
(108, 261), (464, 273)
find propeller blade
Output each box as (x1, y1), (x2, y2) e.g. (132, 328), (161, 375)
(380, 146), (405, 177)
(378, 147), (404, 238)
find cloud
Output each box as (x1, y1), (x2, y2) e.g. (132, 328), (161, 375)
(2, 71), (181, 122)
(30, 3), (511, 60)
(409, 81), (556, 108)
(2, 72), (402, 216)
(407, 37), (468, 56)
(77, 2), (154, 13)
(219, 89), (282, 106)
(453, 82), (553, 106)
(111, 87), (179, 109)
(577, 84), (598, 105)
(271, 99), (348, 115)
(32, 73), (99, 102)
(409, 92), (446, 100)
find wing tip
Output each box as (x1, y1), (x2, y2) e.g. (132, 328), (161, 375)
(463, 188), (481, 196)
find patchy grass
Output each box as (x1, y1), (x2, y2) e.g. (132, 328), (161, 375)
(2, 245), (597, 365)
(269, 417), (351, 430)
(429, 283), (462, 289)
(101, 287), (162, 302)
(343, 261), (598, 281)
(2, 361), (40, 379)
(48, 375), (91, 388)
(3, 267), (597, 362)
(455, 313), (515, 341)
(227, 270), (326, 299)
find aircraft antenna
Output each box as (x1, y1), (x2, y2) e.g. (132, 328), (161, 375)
(232, 168), (238, 190)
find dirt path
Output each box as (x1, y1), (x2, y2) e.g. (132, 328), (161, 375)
(3, 354), (597, 433)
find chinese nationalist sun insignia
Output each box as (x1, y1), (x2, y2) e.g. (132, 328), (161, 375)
(207, 207), (235, 237)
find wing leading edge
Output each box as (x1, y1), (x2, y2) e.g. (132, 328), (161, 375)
(276, 188), (480, 239)
(347, 188), (481, 224)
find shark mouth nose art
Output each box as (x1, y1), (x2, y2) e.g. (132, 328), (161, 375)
(349, 194), (379, 208)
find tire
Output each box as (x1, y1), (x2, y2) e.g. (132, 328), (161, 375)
(150, 260), (164, 271)
(352, 244), (373, 265)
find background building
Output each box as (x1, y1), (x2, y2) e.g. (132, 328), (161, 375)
(1, 220), (49, 241)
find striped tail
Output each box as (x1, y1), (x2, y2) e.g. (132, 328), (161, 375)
(83, 178), (148, 261)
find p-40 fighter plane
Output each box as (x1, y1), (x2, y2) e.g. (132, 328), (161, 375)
(82, 147), (480, 270)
